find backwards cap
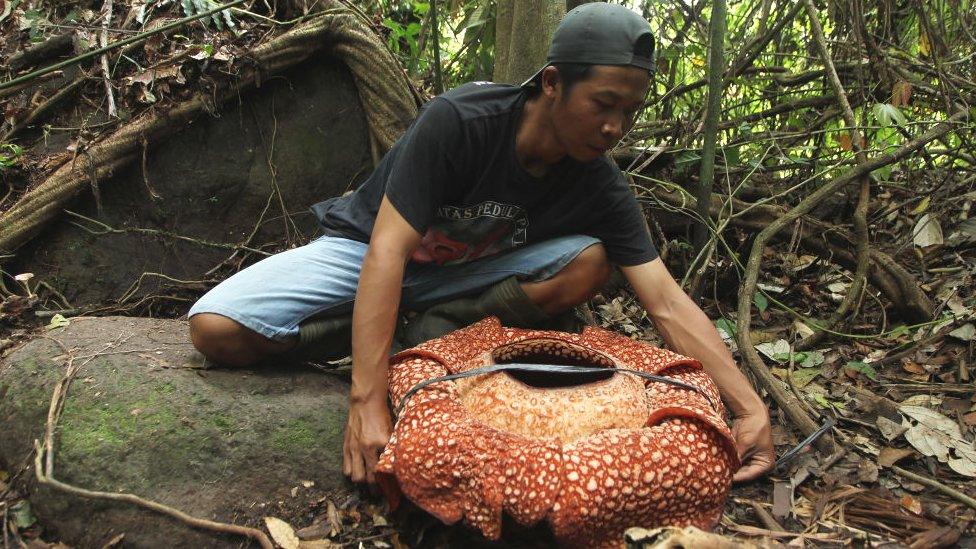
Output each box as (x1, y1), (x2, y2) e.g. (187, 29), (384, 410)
(522, 3), (655, 88)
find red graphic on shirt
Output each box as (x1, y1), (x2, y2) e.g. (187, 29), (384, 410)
(411, 201), (527, 266)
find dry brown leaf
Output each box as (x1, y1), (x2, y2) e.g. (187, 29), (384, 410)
(963, 411), (976, 427)
(265, 517), (300, 549)
(856, 460), (879, 483)
(327, 501), (342, 537)
(100, 533), (125, 549)
(900, 494), (923, 515)
(878, 446), (915, 467)
(876, 416), (907, 441)
(891, 81), (913, 107)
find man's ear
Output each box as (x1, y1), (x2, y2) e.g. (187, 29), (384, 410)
(540, 66), (561, 99)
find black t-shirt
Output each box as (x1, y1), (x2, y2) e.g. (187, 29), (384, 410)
(311, 82), (658, 267)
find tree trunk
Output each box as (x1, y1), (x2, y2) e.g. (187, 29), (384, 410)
(693, 0), (727, 252)
(566, 0), (601, 11)
(492, 0), (565, 84)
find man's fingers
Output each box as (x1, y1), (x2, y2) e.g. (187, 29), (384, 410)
(733, 455), (775, 483)
(348, 451), (366, 483)
(732, 462), (765, 483)
(342, 430), (353, 477)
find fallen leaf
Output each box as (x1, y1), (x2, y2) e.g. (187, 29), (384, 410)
(101, 533), (125, 549)
(372, 513), (388, 527)
(902, 395), (943, 407)
(327, 500), (342, 537)
(876, 416), (907, 441)
(903, 361), (928, 375)
(901, 494), (923, 515)
(878, 446), (915, 467)
(900, 405), (976, 476)
(756, 339), (790, 362)
(949, 323), (975, 342)
(845, 361), (878, 381)
(913, 213), (944, 248)
(857, 460), (879, 483)
(265, 517), (300, 549)
(910, 196), (931, 215)
(793, 320), (815, 339)
(301, 480), (314, 488)
(10, 500), (37, 528)
(772, 481), (792, 520)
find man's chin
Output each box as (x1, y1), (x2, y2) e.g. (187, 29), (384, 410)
(571, 147), (605, 163)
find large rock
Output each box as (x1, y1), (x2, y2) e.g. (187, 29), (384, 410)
(0, 316), (351, 548)
(11, 55), (374, 309)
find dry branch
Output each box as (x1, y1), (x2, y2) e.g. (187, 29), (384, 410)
(796, 0), (871, 349)
(734, 108), (968, 442)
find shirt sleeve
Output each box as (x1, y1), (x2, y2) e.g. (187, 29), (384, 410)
(587, 165), (659, 266)
(383, 97), (466, 235)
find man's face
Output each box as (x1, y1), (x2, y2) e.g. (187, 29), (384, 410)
(544, 65), (651, 163)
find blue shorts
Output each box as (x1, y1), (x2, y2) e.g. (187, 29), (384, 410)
(188, 234), (600, 341)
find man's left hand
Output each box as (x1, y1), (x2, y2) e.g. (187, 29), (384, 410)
(730, 409), (775, 482)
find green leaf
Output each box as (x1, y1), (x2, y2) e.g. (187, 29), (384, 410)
(722, 145), (741, 167)
(45, 314), (70, 331)
(753, 291), (768, 313)
(10, 501), (36, 529)
(873, 103), (909, 127)
(716, 317), (737, 339)
(845, 360), (878, 381)
(675, 150), (701, 168)
(790, 367), (821, 388)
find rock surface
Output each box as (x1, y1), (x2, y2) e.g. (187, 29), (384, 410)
(0, 316), (351, 548)
(11, 54), (374, 309)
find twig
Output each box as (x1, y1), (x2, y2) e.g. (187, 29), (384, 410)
(0, 76), (87, 142)
(63, 210), (270, 256)
(0, 0), (248, 92)
(741, 499), (785, 532)
(796, 0), (871, 350)
(100, 0), (117, 118)
(734, 108), (968, 446)
(890, 466), (976, 511)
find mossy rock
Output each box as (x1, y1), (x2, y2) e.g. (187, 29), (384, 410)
(0, 316), (351, 548)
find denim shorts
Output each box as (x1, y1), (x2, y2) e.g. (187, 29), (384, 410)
(188, 234), (600, 341)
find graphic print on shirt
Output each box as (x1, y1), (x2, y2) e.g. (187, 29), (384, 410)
(411, 201), (528, 265)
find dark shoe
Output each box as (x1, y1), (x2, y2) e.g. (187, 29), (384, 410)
(289, 315), (353, 363)
(403, 277), (574, 347)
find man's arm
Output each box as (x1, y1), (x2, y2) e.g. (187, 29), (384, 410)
(343, 195), (421, 484)
(620, 258), (775, 482)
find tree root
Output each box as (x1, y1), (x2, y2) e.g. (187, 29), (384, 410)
(734, 109), (967, 444)
(0, 2), (418, 255)
(647, 186), (935, 322)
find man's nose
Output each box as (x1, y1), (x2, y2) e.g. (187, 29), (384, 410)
(601, 114), (624, 141)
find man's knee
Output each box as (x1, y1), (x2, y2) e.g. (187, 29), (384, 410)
(189, 313), (266, 367)
(571, 243), (612, 292)
(530, 243), (611, 312)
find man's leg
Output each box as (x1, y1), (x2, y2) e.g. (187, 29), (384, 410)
(400, 236), (611, 345)
(519, 242), (611, 315)
(188, 236), (365, 367)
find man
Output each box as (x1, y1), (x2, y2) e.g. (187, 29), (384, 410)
(188, 4), (774, 486)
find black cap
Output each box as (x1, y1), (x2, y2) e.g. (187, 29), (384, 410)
(521, 3), (656, 88)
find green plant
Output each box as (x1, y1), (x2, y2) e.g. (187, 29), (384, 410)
(0, 144), (23, 170)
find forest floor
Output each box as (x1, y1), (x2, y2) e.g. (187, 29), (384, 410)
(2, 0), (976, 547)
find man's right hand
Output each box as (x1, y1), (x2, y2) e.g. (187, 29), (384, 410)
(342, 397), (392, 484)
